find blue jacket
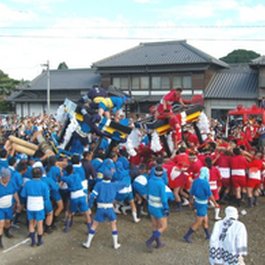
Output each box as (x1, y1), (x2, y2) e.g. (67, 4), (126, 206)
(47, 165), (61, 183)
(190, 178), (212, 204)
(149, 166), (168, 185)
(61, 173), (84, 193)
(89, 180), (125, 208)
(147, 176), (168, 211)
(9, 166), (23, 192)
(0, 180), (17, 209)
(21, 179), (49, 200)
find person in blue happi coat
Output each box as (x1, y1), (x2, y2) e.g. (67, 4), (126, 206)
(21, 167), (49, 247)
(0, 168), (21, 248)
(83, 169), (126, 250)
(145, 166), (169, 252)
(183, 167), (219, 243)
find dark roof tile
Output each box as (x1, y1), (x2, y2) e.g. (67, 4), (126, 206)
(205, 65), (258, 99)
(93, 40), (229, 68)
(23, 68), (101, 91)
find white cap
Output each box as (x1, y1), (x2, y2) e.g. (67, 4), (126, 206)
(32, 161), (43, 168)
(225, 206), (239, 220)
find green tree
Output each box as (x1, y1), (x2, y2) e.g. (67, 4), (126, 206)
(220, 49), (260, 63)
(57, 62), (68, 70)
(0, 70), (20, 112)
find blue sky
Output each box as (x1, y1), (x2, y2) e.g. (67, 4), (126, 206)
(1, 0), (265, 80)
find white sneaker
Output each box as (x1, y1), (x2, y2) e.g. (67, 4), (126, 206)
(114, 243), (121, 250)
(82, 242), (91, 249)
(133, 217), (141, 223)
(182, 199), (189, 206)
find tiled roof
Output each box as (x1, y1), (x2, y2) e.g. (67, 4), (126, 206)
(22, 68), (101, 91)
(93, 40), (229, 68)
(205, 65), (258, 99)
(6, 90), (82, 102)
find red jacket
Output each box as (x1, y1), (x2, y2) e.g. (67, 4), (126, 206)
(230, 155), (248, 177)
(188, 158), (203, 179)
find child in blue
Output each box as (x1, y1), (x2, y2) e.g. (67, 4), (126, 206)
(8, 156), (23, 192)
(60, 164), (91, 233)
(0, 168), (21, 248)
(46, 156), (63, 226)
(0, 149), (8, 171)
(22, 162), (33, 184)
(114, 161), (140, 223)
(21, 167), (49, 247)
(32, 161), (58, 234)
(117, 149), (130, 170)
(146, 166), (169, 252)
(132, 164), (149, 218)
(183, 167), (219, 243)
(71, 154), (88, 196)
(96, 153), (117, 182)
(83, 169), (126, 250)
(46, 156), (61, 183)
(91, 153), (104, 173)
(12, 160), (28, 225)
(149, 157), (169, 185)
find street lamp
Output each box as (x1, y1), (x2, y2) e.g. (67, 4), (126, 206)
(41, 60), (50, 114)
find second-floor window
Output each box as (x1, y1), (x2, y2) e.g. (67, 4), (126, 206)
(113, 77), (129, 90)
(152, 77), (170, 90)
(113, 76), (149, 90)
(173, 76), (192, 89)
(112, 75), (192, 90)
(132, 76), (149, 89)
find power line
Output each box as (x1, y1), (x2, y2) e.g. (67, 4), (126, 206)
(0, 34), (265, 42)
(0, 25), (265, 30)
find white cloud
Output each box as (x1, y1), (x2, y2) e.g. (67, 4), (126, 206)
(157, 0), (240, 20)
(1, 1), (265, 80)
(163, 2), (215, 19)
(0, 3), (37, 26)
(239, 4), (265, 22)
(0, 16), (137, 80)
(11, 0), (65, 13)
(132, 0), (153, 3)
(216, 0), (239, 10)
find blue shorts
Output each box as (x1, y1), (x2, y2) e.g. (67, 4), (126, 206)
(115, 191), (134, 203)
(27, 210), (45, 221)
(0, 207), (13, 220)
(148, 206), (165, 219)
(94, 208), (116, 223)
(195, 202), (208, 217)
(51, 190), (62, 202)
(70, 196), (88, 214)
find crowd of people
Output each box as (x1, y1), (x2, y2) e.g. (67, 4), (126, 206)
(1, 86), (263, 264)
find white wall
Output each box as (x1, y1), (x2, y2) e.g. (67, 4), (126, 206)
(30, 103), (44, 116)
(204, 99), (257, 118)
(15, 103), (60, 117)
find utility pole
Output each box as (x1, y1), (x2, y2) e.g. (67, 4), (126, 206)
(41, 60), (50, 114)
